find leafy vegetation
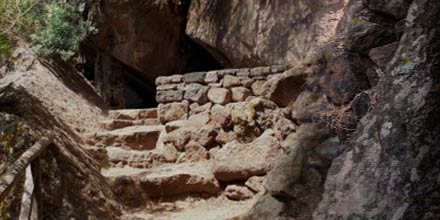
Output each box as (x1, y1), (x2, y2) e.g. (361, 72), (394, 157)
(0, 0), (95, 62)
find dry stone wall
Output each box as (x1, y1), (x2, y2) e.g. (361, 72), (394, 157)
(155, 66), (286, 105)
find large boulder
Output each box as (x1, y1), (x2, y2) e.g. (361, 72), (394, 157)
(367, 0), (413, 19)
(319, 52), (372, 105)
(186, 0), (349, 67)
(212, 130), (282, 182)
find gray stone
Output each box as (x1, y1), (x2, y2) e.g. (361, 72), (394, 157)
(184, 83), (209, 104)
(183, 72), (206, 83)
(207, 88), (232, 104)
(223, 75), (241, 88)
(205, 71), (219, 83)
(156, 90), (184, 103)
(156, 75), (182, 85)
(369, 42), (399, 70)
(158, 102), (189, 124)
(250, 67), (271, 77)
(236, 68), (250, 77)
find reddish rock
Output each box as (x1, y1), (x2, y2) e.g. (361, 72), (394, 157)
(231, 87), (252, 102)
(158, 102), (189, 124)
(225, 185), (254, 200)
(94, 125), (162, 150)
(109, 108), (158, 120)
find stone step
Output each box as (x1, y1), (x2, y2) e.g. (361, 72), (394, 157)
(106, 147), (175, 168)
(100, 118), (160, 130)
(94, 125), (163, 150)
(103, 162), (221, 200)
(109, 108), (157, 120)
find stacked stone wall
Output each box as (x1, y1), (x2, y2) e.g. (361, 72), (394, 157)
(155, 66), (286, 105)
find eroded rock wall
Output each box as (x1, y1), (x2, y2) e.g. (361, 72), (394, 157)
(315, 0), (440, 218)
(186, 0), (349, 67)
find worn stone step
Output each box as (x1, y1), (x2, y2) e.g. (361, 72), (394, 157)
(100, 118), (160, 130)
(109, 108), (158, 120)
(94, 125), (163, 150)
(103, 162), (221, 200)
(105, 147), (176, 168)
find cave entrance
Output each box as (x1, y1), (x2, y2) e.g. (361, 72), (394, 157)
(79, 36), (223, 110)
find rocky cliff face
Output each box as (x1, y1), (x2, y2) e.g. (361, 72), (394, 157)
(186, 0), (349, 67)
(315, 0), (440, 218)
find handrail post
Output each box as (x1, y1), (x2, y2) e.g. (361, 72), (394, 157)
(31, 159), (41, 220)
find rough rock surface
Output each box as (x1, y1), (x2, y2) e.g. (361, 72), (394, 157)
(315, 1), (440, 218)
(212, 130), (282, 182)
(139, 162), (221, 197)
(186, 0), (349, 67)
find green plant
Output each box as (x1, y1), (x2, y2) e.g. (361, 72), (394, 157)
(32, 1), (95, 61)
(0, 35), (12, 64)
(0, 0), (95, 62)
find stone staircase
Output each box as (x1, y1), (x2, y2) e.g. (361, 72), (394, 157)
(88, 108), (261, 220)
(83, 66), (327, 220)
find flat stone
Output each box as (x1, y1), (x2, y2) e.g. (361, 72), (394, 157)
(190, 102), (212, 115)
(223, 75), (241, 88)
(217, 69), (237, 77)
(158, 102), (189, 124)
(184, 83), (209, 104)
(156, 90), (184, 103)
(236, 68), (250, 77)
(225, 185), (254, 200)
(109, 108), (157, 120)
(156, 75), (182, 86)
(231, 87), (252, 102)
(207, 88), (232, 104)
(250, 67), (271, 77)
(156, 83), (185, 91)
(105, 146), (165, 168)
(100, 118), (160, 130)
(139, 162), (221, 197)
(270, 65), (286, 74)
(212, 130), (282, 182)
(183, 72), (206, 84)
(94, 125), (163, 150)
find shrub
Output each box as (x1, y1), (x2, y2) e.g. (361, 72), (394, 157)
(32, 1), (95, 60)
(0, 0), (95, 62)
